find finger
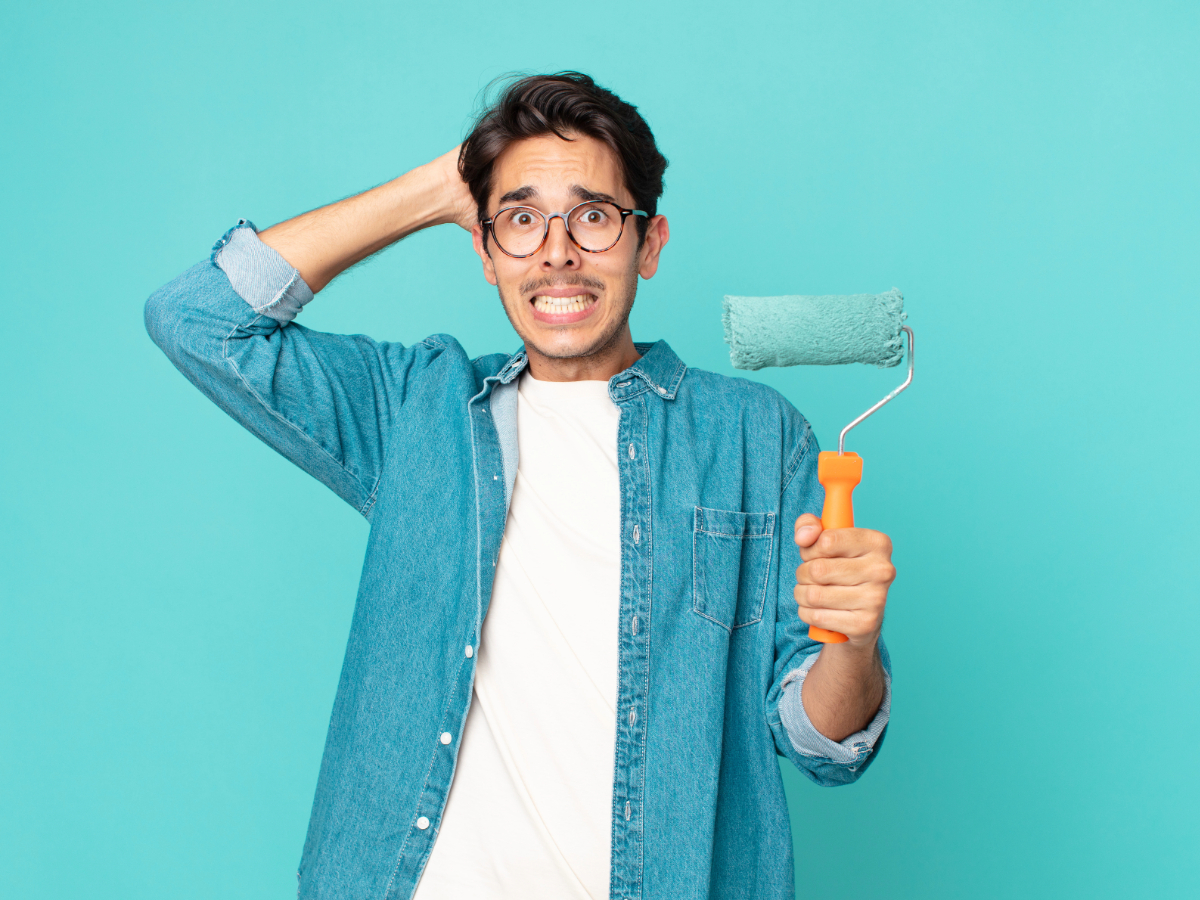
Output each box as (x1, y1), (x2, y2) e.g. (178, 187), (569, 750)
(796, 556), (895, 587)
(793, 604), (875, 640)
(793, 513), (823, 548)
(794, 582), (889, 612)
(799, 527), (892, 562)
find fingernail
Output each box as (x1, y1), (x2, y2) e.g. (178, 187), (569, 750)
(797, 526), (818, 542)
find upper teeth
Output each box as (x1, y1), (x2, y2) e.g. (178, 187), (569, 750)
(533, 294), (593, 313)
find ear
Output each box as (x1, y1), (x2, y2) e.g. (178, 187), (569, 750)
(637, 215), (670, 280)
(472, 224), (498, 286)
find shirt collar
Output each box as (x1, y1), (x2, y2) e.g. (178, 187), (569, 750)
(494, 339), (687, 400)
(619, 340), (687, 399)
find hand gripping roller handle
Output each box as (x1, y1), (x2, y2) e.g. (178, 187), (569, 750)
(811, 326), (915, 644)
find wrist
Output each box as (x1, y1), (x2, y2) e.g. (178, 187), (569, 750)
(380, 164), (454, 234)
(822, 633), (881, 664)
(413, 147), (473, 230)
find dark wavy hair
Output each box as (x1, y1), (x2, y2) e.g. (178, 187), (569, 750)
(458, 72), (668, 246)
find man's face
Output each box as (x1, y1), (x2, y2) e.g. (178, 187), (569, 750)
(472, 133), (666, 363)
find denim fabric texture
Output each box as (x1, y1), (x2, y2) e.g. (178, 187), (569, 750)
(144, 222), (891, 900)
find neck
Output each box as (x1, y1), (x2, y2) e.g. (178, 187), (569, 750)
(524, 328), (641, 382)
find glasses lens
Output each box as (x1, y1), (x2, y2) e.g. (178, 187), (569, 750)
(568, 202), (623, 251)
(492, 207), (545, 256)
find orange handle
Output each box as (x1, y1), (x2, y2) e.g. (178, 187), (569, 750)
(809, 451), (863, 644)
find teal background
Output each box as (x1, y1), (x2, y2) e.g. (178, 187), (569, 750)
(2, 1), (1197, 897)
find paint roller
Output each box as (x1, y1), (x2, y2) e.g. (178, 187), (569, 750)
(722, 289), (914, 643)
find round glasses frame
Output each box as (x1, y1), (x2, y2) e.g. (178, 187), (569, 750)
(482, 201), (649, 258)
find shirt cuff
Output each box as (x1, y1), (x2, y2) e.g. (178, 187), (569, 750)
(211, 219), (314, 324)
(778, 640), (891, 767)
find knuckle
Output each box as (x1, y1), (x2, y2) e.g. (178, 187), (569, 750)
(818, 530), (840, 554)
(808, 558), (828, 582)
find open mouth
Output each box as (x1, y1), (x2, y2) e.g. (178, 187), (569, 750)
(529, 291), (599, 323)
(532, 293), (596, 314)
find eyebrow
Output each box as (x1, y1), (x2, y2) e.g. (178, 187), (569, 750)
(495, 184), (621, 208)
(570, 185), (619, 204)
(497, 185), (538, 205)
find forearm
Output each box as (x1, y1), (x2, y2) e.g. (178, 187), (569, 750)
(800, 640), (886, 742)
(258, 149), (464, 293)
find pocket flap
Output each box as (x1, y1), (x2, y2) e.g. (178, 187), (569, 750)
(693, 506), (776, 631)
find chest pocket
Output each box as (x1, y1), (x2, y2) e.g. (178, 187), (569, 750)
(693, 506), (775, 631)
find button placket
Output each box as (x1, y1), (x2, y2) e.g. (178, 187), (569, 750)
(611, 392), (649, 900)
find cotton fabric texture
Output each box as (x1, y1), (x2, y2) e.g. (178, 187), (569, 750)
(722, 289), (907, 370)
(416, 375), (624, 899)
(144, 222), (891, 900)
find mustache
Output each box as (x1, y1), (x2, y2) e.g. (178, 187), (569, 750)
(519, 275), (605, 296)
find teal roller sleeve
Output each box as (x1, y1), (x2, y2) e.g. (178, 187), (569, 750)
(722, 288), (906, 370)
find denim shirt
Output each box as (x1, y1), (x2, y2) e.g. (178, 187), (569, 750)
(144, 222), (891, 900)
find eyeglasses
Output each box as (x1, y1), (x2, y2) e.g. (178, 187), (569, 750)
(483, 200), (648, 258)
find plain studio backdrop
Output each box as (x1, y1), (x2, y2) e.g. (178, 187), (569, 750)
(2, 2), (1197, 897)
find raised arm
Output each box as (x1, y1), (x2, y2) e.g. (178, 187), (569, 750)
(258, 146), (476, 292)
(144, 148), (478, 517)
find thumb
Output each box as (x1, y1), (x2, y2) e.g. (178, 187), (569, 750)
(794, 513), (823, 548)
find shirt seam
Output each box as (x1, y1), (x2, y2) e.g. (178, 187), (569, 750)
(780, 424), (814, 494)
(220, 314), (373, 515)
(635, 390), (651, 896)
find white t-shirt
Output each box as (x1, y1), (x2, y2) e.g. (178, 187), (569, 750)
(414, 373), (622, 900)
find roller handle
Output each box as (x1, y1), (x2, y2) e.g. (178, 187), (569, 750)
(810, 451), (863, 644)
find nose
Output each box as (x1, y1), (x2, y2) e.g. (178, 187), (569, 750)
(541, 213), (580, 270)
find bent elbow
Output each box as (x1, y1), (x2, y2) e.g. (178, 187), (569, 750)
(143, 260), (232, 367)
(144, 281), (181, 356)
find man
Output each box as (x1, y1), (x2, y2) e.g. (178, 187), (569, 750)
(146, 72), (895, 900)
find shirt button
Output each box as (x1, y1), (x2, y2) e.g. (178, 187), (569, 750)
(440, 732), (452, 745)
(416, 816), (430, 830)
(628, 444), (636, 459)
(465, 645), (474, 658)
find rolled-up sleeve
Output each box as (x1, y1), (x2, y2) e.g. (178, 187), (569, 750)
(778, 640), (891, 768)
(213, 220), (314, 323)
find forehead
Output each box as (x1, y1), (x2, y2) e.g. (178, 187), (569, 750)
(490, 133), (629, 206)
